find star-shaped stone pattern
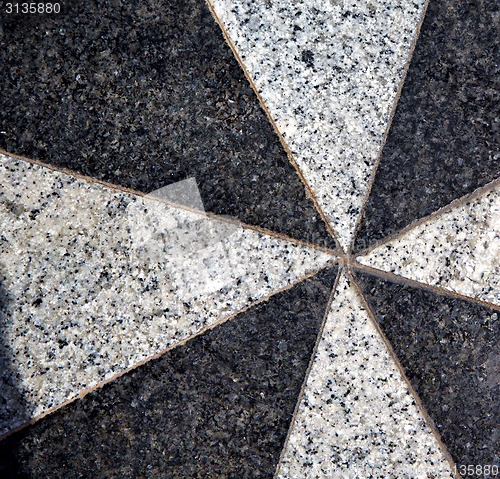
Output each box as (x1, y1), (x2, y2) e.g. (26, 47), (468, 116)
(0, 0), (498, 477)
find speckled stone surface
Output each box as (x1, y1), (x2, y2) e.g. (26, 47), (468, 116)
(354, 270), (500, 478)
(353, 0), (500, 253)
(209, 0), (426, 250)
(357, 184), (500, 307)
(0, 0), (337, 249)
(276, 271), (455, 479)
(1, 0), (499, 475)
(0, 266), (337, 479)
(0, 153), (333, 434)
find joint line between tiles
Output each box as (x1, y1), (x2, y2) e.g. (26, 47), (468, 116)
(0, 148), (340, 257)
(348, 268), (463, 479)
(353, 174), (500, 258)
(350, 262), (500, 312)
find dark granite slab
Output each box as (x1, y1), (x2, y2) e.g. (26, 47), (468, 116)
(353, 0), (500, 253)
(354, 269), (500, 478)
(0, 0), (336, 249)
(0, 265), (337, 478)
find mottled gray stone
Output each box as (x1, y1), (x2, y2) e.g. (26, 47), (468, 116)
(0, 153), (333, 434)
(210, 0), (426, 250)
(277, 271), (455, 478)
(357, 184), (500, 307)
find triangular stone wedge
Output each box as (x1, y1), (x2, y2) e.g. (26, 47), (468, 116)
(0, 153), (334, 435)
(276, 270), (456, 478)
(352, 0), (500, 254)
(209, 0), (427, 250)
(357, 183), (500, 307)
(0, 266), (338, 478)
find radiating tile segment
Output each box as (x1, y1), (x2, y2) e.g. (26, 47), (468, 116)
(0, 153), (333, 434)
(0, 267), (337, 478)
(0, 0), (336, 249)
(353, 0), (500, 253)
(357, 184), (500, 307)
(276, 271), (455, 479)
(355, 270), (500, 476)
(209, 0), (426, 250)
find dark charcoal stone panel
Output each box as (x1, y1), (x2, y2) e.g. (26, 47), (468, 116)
(0, 266), (338, 479)
(354, 270), (500, 478)
(0, 0), (336, 249)
(353, 0), (500, 253)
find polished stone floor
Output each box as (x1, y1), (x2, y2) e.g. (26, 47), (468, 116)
(0, 0), (498, 477)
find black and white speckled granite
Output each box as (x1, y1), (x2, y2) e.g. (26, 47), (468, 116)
(354, 270), (500, 477)
(0, 152), (334, 434)
(277, 270), (456, 478)
(353, 0), (500, 253)
(0, 266), (337, 479)
(1, 0), (498, 475)
(357, 183), (500, 307)
(0, 0), (336, 249)
(210, 0), (426, 251)
(0, 282), (32, 436)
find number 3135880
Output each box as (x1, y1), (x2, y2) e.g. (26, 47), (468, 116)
(5, 3), (61, 14)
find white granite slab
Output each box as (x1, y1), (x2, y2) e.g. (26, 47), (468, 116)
(276, 271), (456, 479)
(0, 153), (333, 434)
(357, 185), (500, 307)
(208, 0), (426, 251)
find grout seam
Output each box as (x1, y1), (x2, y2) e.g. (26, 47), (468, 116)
(350, 262), (500, 312)
(354, 174), (500, 258)
(203, 0), (345, 254)
(0, 148), (341, 257)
